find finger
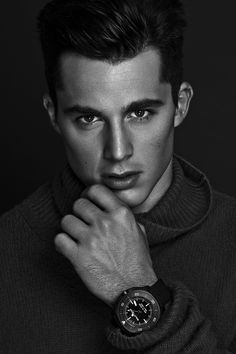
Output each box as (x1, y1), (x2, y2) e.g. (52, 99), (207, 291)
(73, 198), (102, 223)
(81, 184), (125, 212)
(61, 214), (88, 241)
(138, 222), (149, 248)
(55, 232), (78, 261)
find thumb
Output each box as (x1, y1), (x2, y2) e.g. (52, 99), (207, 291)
(137, 222), (149, 248)
(138, 222), (146, 234)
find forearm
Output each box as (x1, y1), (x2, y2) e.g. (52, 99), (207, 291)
(107, 281), (233, 353)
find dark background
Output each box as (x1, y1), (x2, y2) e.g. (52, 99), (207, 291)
(0, 1), (236, 215)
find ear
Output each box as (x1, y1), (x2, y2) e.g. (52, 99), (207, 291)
(174, 82), (194, 128)
(43, 94), (61, 135)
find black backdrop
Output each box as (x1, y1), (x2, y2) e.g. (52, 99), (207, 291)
(1, 1), (236, 215)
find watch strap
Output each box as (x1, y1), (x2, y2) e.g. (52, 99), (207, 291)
(145, 279), (171, 310)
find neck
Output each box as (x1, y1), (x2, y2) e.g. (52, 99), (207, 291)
(133, 158), (173, 214)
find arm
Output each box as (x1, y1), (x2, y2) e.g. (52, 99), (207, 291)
(55, 184), (234, 353)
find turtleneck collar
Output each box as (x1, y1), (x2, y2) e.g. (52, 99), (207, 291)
(52, 155), (212, 246)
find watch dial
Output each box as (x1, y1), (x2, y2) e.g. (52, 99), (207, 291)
(126, 297), (152, 325)
(116, 289), (161, 334)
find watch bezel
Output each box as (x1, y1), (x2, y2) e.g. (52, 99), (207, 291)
(115, 289), (161, 334)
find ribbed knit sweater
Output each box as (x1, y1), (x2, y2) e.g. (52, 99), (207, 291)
(0, 155), (236, 353)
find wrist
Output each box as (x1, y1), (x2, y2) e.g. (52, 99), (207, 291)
(107, 273), (158, 307)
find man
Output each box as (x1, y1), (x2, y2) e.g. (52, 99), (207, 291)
(0, 0), (236, 352)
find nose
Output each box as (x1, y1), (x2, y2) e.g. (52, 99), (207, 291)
(103, 122), (133, 161)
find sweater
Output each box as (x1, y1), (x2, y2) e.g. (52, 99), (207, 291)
(0, 155), (236, 353)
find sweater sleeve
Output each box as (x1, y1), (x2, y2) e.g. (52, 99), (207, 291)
(106, 281), (234, 353)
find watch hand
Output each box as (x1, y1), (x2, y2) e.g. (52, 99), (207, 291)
(129, 308), (139, 321)
(132, 311), (139, 321)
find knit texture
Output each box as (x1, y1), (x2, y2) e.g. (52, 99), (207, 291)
(0, 156), (236, 353)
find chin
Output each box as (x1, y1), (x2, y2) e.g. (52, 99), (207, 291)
(113, 188), (147, 210)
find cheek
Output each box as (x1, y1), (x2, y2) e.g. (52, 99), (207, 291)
(136, 121), (174, 175)
(60, 128), (100, 179)
(66, 139), (98, 166)
(61, 125), (92, 158)
(138, 124), (173, 156)
(64, 141), (100, 184)
(136, 109), (174, 145)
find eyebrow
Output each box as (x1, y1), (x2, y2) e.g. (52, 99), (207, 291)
(62, 98), (164, 117)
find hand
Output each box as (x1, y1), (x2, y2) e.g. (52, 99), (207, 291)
(55, 184), (157, 306)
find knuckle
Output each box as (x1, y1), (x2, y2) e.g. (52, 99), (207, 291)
(114, 205), (130, 219)
(88, 237), (98, 250)
(118, 205), (130, 216)
(100, 216), (112, 229)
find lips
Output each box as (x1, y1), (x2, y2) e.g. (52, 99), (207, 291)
(102, 171), (141, 190)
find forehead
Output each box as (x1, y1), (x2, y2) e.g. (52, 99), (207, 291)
(57, 49), (170, 108)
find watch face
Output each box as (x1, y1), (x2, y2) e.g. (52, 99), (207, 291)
(116, 289), (161, 334)
(126, 296), (152, 325)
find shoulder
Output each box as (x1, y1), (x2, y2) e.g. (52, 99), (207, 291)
(205, 190), (236, 249)
(0, 203), (33, 264)
(0, 182), (49, 219)
(0, 204), (24, 236)
(212, 189), (236, 213)
(0, 181), (56, 239)
(0, 182), (61, 270)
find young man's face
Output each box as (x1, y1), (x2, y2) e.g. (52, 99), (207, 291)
(46, 49), (191, 213)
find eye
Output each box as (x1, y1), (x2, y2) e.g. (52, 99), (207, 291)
(129, 110), (150, 120)
(76, 115), (100, 126)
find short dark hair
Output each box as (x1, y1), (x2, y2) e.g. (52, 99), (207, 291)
(38, 0), (187, 107)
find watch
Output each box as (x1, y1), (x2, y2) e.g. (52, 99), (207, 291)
(114, 279), (171, 335)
